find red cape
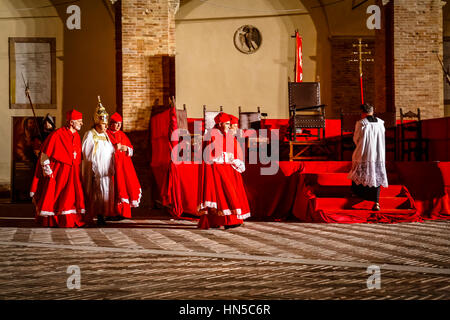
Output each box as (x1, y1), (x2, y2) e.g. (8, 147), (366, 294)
(30, 127), (85, 227)
(107, 129), (142, 218)
(198, 130), (250, 229)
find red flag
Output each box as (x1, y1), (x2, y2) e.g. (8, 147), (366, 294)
(295, 32), (303, 82)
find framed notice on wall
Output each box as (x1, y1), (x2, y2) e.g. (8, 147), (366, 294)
(9, 37), (56, 109)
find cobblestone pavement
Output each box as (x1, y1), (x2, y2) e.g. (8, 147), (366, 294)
(0, 211), (449, 300)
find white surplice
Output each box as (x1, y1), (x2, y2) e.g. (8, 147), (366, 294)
(82, 128), (116, 217)
(348, 117), (389, 188)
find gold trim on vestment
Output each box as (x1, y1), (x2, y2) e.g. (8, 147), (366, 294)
(91, 129), (110, 155)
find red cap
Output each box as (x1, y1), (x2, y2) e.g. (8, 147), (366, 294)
(66, 109), (83, 121)
(229, 114), (238, 125)
(110, 112), (123, 123)
(214, 112), (231, 124)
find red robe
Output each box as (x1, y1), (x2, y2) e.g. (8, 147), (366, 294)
(107, 129), (142, 218)
(30, 127), (85, 227)
(198, 130), (250, 229)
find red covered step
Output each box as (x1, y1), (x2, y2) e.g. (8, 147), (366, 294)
(313, 185), (405, 198)
(304, 173), (351, 186)
(315, 197), (413, 210)
(312, 208), (421, 223)
(304, 173), (401, 186)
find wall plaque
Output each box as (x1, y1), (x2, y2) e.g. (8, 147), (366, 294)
(9, 37), (56, 109)
(233, 25), (262, 54)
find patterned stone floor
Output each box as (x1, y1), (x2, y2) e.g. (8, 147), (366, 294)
(0, 210), (449, 300)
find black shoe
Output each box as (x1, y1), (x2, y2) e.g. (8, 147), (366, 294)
(96, 215), (107, 226)
(224, 224), (242, 230)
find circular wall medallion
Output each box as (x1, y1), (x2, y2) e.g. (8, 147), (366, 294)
(233, 25), (262, 54)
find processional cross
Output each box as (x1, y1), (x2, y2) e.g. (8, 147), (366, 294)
(349, 38), (374, 104)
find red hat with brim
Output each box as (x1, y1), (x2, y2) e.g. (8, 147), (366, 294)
(214, 112), (231, 124)
(110, 112), (123, 123)
(66, 109), (83, 121)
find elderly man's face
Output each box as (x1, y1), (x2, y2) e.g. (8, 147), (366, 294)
(109, 121), (121, 132)
(71, 119), (83, 131)
(219, 121), (231, 133)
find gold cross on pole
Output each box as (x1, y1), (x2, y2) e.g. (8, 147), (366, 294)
(349, 38), (374, 104)
(349, 38), (374, 77)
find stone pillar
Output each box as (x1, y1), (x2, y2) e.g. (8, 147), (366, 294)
(392, 0), (444, 119)
(120, 0), (178, 132)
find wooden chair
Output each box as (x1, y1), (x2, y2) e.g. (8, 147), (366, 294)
(238, 106), (262, 130)
(238, 106), (268, 161)
(400, 108), (429, 161)
(288, 82), (326, 141)
(288, 82), (327, 161)
(340, 110), (361, 160)
(203, 105), (223, 132)
(176, 104), (189, 134)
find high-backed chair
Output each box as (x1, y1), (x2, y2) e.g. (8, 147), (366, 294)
(238, 106), (267, 161)
(340, 110), (361, 160)
(288, 82), (327, 161)
(203, 105), (223, 132)
(400, 108), (429, 161)
(288, 82), (326, 141)
(176, 104), (189, 135)
(238, 106), (262, 130)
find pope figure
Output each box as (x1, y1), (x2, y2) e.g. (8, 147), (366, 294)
(82, 99), (115, 226)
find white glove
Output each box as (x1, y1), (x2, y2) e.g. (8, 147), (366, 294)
(231, 158), (245, 173)
(41, 160), (53, 177)
(127, 147), (133, 157)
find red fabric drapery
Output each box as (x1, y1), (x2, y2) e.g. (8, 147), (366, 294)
(295, 31), (303, 82)
(149, 105), (184, 218)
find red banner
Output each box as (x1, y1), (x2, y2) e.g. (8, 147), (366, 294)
(295, 31), (303, 82)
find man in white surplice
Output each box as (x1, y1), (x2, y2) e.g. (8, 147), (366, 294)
(348, 103), (388, 211)
(82, 100), (115, 226)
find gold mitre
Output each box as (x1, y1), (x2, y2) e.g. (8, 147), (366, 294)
(94, 95), (109, 124)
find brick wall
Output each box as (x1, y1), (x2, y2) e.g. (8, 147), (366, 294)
(331, 37), (376, 116)
(121, 0), (177, 132)
(117, 0), (178, 208)
(393, 0), (444, 119)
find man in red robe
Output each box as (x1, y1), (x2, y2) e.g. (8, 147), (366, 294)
(106, 112), (142, 219)
(198, 112), (250, 229)
(30, 109), (86, 227)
